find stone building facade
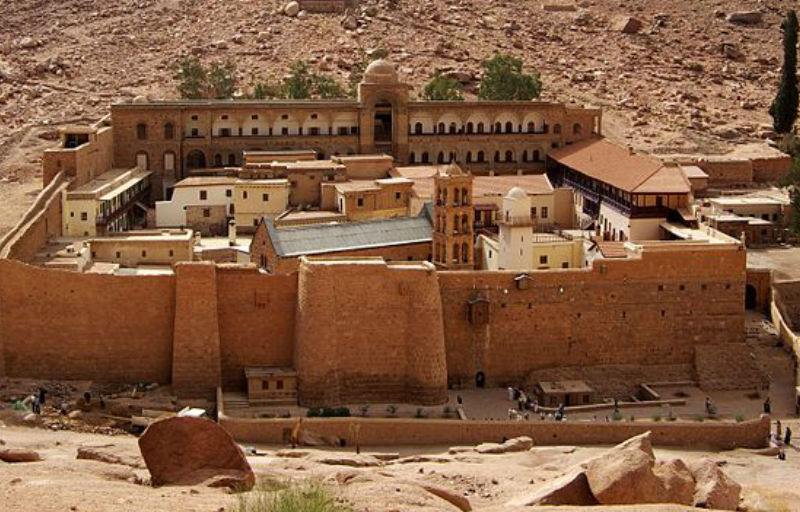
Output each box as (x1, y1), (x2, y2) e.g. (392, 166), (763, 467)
(104, 60), (601, 201)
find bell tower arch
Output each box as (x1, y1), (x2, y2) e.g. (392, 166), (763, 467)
(357, 59), (410, 162)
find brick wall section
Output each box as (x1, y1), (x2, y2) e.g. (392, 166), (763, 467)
(295, 259), (448, 407)
(216, 265), (297, 389)
(439, 246), (746, 387)
(696, 159), (753, 186)
(0, 258), (174, 382)
(0, 172), (67, 262)
(219, 412), (770, 450)
(751, 154), (792, 183)
(171, 262), (222, 398)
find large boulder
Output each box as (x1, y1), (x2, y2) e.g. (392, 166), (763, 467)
(138, 417), (254, 490)
(654, 459), (695, 505)
(507, 470), (598, 506)
(688, 459), (741, 511)
(584, 431), (664, 504)
(611, 15), (644, 34)
(284, 1), (300, 17)
(0, 449), (41, 463)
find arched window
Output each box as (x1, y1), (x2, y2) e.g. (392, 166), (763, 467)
(466, 151), (472, 163)
(494, 151), (500, 163)
(415, 122), (423, 134)
(554, 124), (562, 135)
(437, 122), (445, 134)
(477, 122), (485, 134)
(449, 123), (457, 134)
(462, 242), (469, 263)
(437, 152), (445, 164)
(164, 123), (174, 140)
(533, 150), (541, 162)
(466, 122), (474, 134)
(422, 152), (429, 163)
(477, 150), (485, 163)
(527, 122), (535, 133)
(409, 152), (416, 163)
(454, 188), (460, 206)
(228, 154), (236, 166)
(505, 121), (514, 133)
(573, 123), (582, 135)
(505, 150), (514, 162)
(462, 188), (469, 205)
(214, 154), (223, 167)
(452, 243), (459, 264)
(186, 150), (206, 169)
(136, 123), (147, 140)
(494, 122), (502, 133)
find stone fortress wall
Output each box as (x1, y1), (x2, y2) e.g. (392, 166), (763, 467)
(0, 240), (746, 403)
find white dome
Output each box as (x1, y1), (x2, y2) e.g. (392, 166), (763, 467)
(505, 186), (527, 200)
(363, 59), (398, 84)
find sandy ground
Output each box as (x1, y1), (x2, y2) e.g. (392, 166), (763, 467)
(2, 421), (800, 512)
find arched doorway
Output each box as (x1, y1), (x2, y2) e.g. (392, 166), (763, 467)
(745, 284), (757, 310)
(373, 101), (393, 151)
(475, 371), (486, 389)
(186, 149), (206, 170)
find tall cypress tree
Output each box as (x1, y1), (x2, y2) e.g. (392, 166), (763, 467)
(770, 10), (799, 134)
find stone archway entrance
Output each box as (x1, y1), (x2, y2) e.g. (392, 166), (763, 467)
(373, 101), (393, 153)
(186, 149), (206, 170)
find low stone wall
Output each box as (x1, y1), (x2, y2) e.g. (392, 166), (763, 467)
(219, 410), (769, 450)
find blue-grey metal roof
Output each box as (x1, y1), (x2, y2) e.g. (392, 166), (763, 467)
(266, 213), (432, 257)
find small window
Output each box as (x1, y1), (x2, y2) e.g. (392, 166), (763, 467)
(191, 115), (198, 121)
(142, 250), (147, 257)
(251, 114), (259, 120)
(200, 190), (207, 200)
(539, 255), (548, 265)
(357, 197), (364, 207)
(203, 208), (210, 218)
(253, 218), (259, 226)
(221, 115), (229, 120)
(164, 123), (174, 139)
(251, 127), (259, 135)
(658, 284), (664, 291)
(225, 189), (232, 198)
(191, 128), (199, 137)
(281, 114), (288, 120)
(136, 123), (147, 140)
(115, 251), (121, 258)
(220, 128), (231, 137)
(309, 127), (320, 136)
(679, 284), (685, 291)
(281, 127), (289, 135)
(169, 250), (174, 257)
(562, 262), (569, 268)
(261, 380), (269, 390)
(70, 211), (74, 218)
(338, 126), (349, 135)
(530, 207), (537, 217)
(290, 181), (297, 188)
(243, 191), (248, 199)
(262, 193), (269, 202)
(80, 212), (88, 221)
(541, 207), (548, 219)
(395, 192), (401, 200)
(276, 380), (284, 390)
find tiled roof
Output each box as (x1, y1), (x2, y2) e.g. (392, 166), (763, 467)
(548, 137), (690, 194)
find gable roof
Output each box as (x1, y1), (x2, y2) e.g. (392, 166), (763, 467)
(548, 137), (690, 194)
(265, 214), (432, 257)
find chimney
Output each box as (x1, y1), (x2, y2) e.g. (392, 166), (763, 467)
(228, 219), (237, 247)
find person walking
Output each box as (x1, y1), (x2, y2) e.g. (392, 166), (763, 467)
(764, 397), (772, 414)
(784, 426), (792, 446)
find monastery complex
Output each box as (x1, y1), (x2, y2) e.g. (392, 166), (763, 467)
(0, 60), (794, 410)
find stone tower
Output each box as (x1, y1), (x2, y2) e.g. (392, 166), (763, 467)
(498, 186), (534, 270)
(433, 164), (474, 269)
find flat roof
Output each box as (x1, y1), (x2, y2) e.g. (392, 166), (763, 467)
(391, 166), (554, 199)
(681, 165), (709, 179)
(548, 137), (691, 194)
(245, 367), (298, 378)
(266, 214), (432, 257)
(174, 176), (238, 188)
(537, 380), (594, 394)
(68, 168), (151, 198)
(710, 196), (786, 206)
(91, 229), (194, 242)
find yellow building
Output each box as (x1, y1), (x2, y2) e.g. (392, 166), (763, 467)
(233, 179), (291, 230)
(88, 229), (194, 267)
(321, 177), (413, 222)
(477, 187), (584, 271)
(63, 167), (151, 237)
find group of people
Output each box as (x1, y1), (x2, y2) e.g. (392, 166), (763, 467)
(773, 420), (793, 461)
(505, 386), (567, 421)
(22, 388), (46, 414)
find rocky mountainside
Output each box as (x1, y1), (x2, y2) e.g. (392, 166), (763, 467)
(0, 0), (795, 230)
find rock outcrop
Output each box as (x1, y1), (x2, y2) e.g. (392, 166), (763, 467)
(688, 459), (741, 511)
(507, 470), (598, 506)
(138, 417), (254, 490)
(0, 449), (41, 463)
(654, 459), (695, 505)
(475, 436), (533, 454)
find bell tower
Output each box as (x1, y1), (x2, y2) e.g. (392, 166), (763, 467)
(432, 164), (474, 269)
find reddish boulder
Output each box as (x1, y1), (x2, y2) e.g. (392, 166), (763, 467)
(507, 470), (598, 506)
(688, 459), (741, 511)
(584, 431), (664, 504)
(654, 459), (695, 505)
(0, 449), (41, 463)
(138, 417), (254, 490)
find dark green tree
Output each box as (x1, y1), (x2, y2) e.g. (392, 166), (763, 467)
(769, 10), (798, 134)
(249, 80), (282, 99)
(423, 73), (464, 101)
(478, 54), (542, 101)
(173, 57), (208, 99)
(283, 60), (314, 99)
(208, 60), (237, 99)
(314, 74), (346, 99)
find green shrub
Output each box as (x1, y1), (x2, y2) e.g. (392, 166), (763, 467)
(693, 415), (705, 423)
(735, 413), (745, 423)
(651, 414), (662, 422)
(306, 407), (350, 418)
(236, 480), (351, 512)
(612, 410), (623, 422)
(423, 73), (464, 101)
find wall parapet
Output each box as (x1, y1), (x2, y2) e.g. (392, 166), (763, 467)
(218, 411), (769, 450)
